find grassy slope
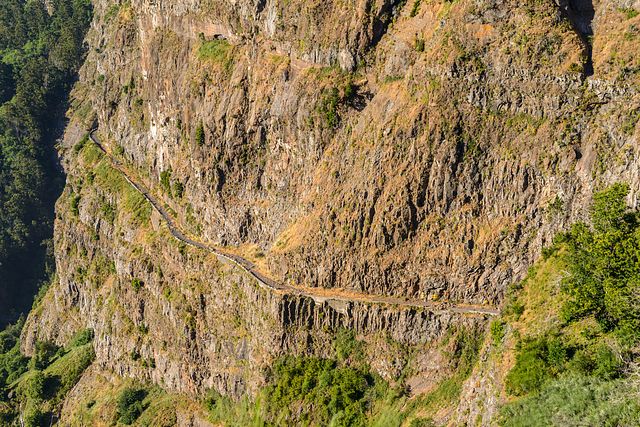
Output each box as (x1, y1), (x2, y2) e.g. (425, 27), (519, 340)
(0, 330), (95, 425)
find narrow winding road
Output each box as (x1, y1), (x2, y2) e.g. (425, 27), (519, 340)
(88, 131), (500, 317)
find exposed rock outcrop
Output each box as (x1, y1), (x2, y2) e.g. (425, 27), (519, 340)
(22, 0), (639, 421)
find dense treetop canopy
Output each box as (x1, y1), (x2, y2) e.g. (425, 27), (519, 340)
(0, 0), (92, 325)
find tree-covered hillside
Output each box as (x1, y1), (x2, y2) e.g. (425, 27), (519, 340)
(498, 184), (640, 426)
(0, 0), (91, 326)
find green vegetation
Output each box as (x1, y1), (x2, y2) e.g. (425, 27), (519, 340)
(382, 75), (403, 84)
(319, 87), (341, 129)
(561, 183), (640, 342)
(490, 320), (506, 345)
(267, 357), (385, 426)
(622, 109), (639, 135)
(30, 341), (60, 370)
(310, 68), (356, 129)
(0, 320), (29, 387)
(0, 326), (482, 426)
(117, 387), (147, 424)
(334, 329), (365, 362)
(195, 121), (205, 146)
(545, 195), (564, 218)
(0, 0), (92, 326)
(410, 0), (422, 17)
(318, 80), (355, 129)
(499, 184), (640, 424)
(505, 334), (568, 396)
(203, 390), (262, 426)
(619, 7), (639, 19)
(68, 328), (94, 347)
(0, 323), (95, 425)
(157, 168), (184, 199)
(500, 375), (640, 426)
(203, 328), (390, 426)
(202, 327), (481, 426)
(105, 2), (123, 22)
(173, 181), (184, 198)
(70, 193), (81, 216)
(205, 356), (389, 426)
(131, 278), (144, 292)
(198, 39), (234, 73)
(100, 200), (116, 224)
(415, 327), (482, 412)
(160, 169), (172, 194)
(62, 379), (177, 426)
(89, 153), (151, 225)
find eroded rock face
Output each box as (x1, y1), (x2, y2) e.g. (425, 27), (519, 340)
(21, 136), (482, 395)
(22, 0), (639, 419)
(72, 0), (639, 306)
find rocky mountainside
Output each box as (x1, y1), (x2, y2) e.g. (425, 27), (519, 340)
(18, 0), (640, 424)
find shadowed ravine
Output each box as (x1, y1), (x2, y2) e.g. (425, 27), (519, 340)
(89, 130), (499, 317)
(561, 0), (596, 75)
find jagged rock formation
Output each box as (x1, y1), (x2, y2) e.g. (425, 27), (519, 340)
(62, 0), (638, 306)
(22, 122), (485, 396)
(21, 0), (639, 423)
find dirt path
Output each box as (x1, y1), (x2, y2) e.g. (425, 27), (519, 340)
(89, 131), (499, 317)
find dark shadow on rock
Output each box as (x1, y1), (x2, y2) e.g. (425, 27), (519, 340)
(558, 0), (595, 76)
(44, 375), (62, 400)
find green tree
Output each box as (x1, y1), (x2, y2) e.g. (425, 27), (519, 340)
(23, 401), (43, 427)
(24, 370), (46, 400)
(29, 341), (59, 370)
(591, 183), (631, 232)
(561, 184), (640, 341)
(117, 387), (146, 424)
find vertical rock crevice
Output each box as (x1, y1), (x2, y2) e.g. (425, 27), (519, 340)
(558, 0), (596, 75)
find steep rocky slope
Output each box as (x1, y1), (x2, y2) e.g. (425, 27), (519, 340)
(56, 0), (640, 304)
(21, 0), (640, 424)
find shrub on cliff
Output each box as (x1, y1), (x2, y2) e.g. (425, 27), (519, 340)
(68, 328), (94, 348)
(318, 87), (342, 129)
(116, 387), (147, 425)
(29, 341), (60, 370)
(131, 278), (144, 292)
(197, 39), (234, 73)
(195, 122), (205, 146)
(505, 335), (567, 396)
(262, 356), (386, 426)
(561, 183), (640, 343)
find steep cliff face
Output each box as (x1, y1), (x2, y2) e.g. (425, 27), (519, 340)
(276, 0), (640, 303)
(21, 0), (639, 422)
(62, 0), (639, 305)
(22, 124), (483, 398)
